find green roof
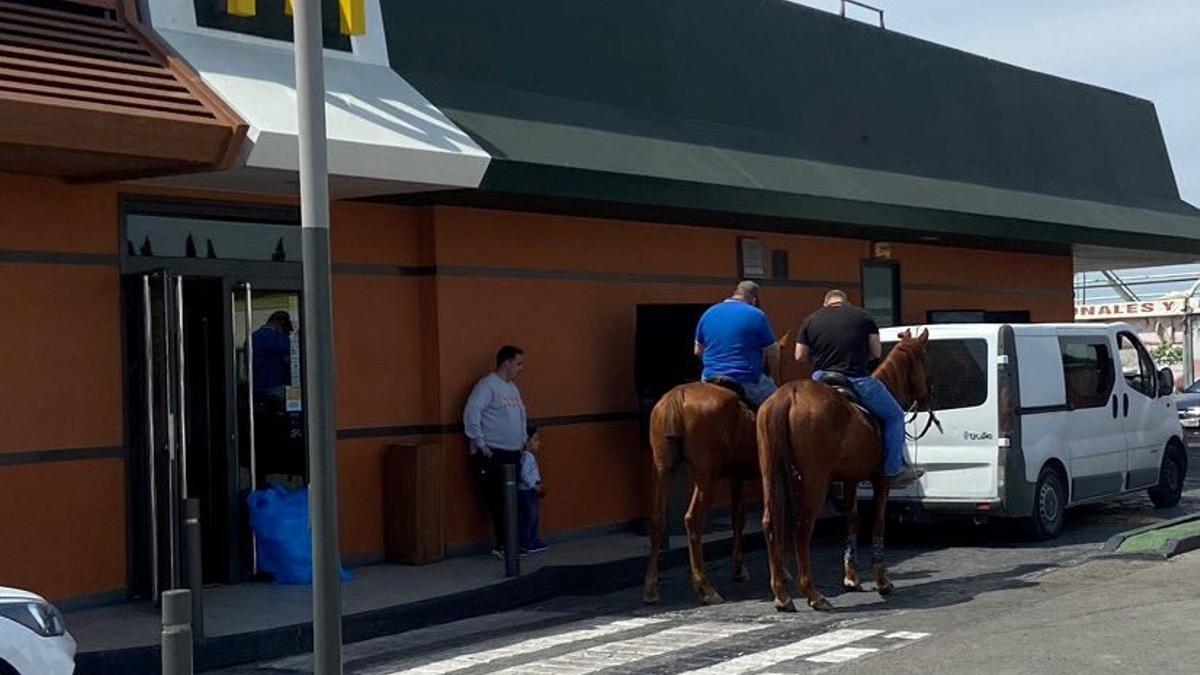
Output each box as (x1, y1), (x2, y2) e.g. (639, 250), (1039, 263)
(382, 0), (1200, 252)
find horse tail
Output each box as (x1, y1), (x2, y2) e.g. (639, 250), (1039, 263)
(758, 388), (796, 558)
(649, 387), (687, 470)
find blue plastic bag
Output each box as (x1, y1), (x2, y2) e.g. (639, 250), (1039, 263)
(247, 485), (353, 585)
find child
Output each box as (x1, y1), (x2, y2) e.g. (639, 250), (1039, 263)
(518, 426), (548, 554)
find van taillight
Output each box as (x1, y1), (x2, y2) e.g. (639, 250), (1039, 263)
(997, 326), (1018, 442)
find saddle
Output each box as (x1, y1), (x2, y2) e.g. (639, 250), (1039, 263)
(704, 376), (757, 411)
(815, 371), (861, 406)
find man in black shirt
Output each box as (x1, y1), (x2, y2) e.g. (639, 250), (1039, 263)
(796, 290), (923, 487)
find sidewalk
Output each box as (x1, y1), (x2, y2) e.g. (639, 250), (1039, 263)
(72, 516), (763, 674)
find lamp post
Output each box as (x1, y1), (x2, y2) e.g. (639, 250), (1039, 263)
(292, 0), (342, 672)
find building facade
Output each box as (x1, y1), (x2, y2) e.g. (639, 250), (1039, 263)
(2, 0), (1198, 605)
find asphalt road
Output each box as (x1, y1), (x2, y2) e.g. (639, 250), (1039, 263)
(223, 447), (1200, 674)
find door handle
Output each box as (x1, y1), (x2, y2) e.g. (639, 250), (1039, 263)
(1111, 395), (1118, 418)
(1123, 393), (1129, 417)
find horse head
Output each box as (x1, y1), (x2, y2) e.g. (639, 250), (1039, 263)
(885, 327), (932, 410)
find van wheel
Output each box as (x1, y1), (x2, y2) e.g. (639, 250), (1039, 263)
(1021, 467), (1065, 540)
(1148, 445), (1186, 509)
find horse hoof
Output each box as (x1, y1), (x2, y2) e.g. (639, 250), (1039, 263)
(733, 569), (751, 583)
(809, 597), (834, 612)
(842, 580), (863, 592)
(877, 582), (894, 598)
(700, 591), (725, 606)
(643, 590), (660, 605)
(774, 599), (797, 613)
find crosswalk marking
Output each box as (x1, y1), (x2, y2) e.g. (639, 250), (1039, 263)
(488, 621), (769, 675)
(884, 631), (930, 640)
(805, 646), (880, 663)
(384, 617), (666, 674)
(679, 629), (884, 674)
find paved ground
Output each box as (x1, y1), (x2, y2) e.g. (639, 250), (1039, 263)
(220, 448), (1200, 674)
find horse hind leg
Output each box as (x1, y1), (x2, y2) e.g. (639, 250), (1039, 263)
(642, 435), (679, 605)
(684, 473), (723, 605)
(730, 479), (750, 582)
(870, 479), (895, 597)
(793, 475), (834, 612)
(842, 483), (863, 592)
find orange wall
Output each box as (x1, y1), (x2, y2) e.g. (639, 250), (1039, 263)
(0, 175), (125, 600)
(0, 176), (1074, 598)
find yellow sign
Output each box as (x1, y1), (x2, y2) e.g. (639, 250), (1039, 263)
(226, 0), (366, 36)
(872, 242), (892, 260)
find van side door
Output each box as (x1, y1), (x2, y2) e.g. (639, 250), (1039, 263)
(1115, 331), (1171, 489)
(1058, 335), (1125, 500)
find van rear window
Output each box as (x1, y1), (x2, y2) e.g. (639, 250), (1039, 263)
(882, 339), (989, 411)
(924, 339), (989, 411)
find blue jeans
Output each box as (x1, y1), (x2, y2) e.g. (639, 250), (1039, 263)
(704, 373), (776, 407)
(517, 489), (544, 551)
(813, 371), (907, 477)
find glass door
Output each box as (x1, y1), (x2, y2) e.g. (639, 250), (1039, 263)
(232, 284), (307, 575)
(124, 271), (186, 600)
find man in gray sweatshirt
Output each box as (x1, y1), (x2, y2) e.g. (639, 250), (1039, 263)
(463, 345), (528, 556)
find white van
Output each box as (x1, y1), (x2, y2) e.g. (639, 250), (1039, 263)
(875, 322), (1186, 539)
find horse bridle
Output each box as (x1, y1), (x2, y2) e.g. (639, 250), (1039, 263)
(904, 384), (943, 441)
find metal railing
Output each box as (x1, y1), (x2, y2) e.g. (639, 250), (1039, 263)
(841, 0), (885, 29)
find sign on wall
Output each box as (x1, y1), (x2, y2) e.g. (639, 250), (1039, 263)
(1074, 299), (1190, 320)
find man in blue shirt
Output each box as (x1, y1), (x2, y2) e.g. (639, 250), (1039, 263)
(694, 281), (780, 407)
(252, 310), (293, 399)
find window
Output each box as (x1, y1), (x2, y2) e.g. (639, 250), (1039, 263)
(1059, 339), (1116, 409)
(126, 214), (301, 262)
(193, 0), (352, 52)
(1117, 333), (1157, 398)
(880, 338), (988, 412)
(861, 261), (900, 327)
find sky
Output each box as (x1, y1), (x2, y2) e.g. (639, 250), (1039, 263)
(787, 0), (1199, 205)
(787, 1), (1199, 302)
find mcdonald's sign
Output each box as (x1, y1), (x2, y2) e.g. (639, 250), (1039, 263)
(226, 0), (365, 36)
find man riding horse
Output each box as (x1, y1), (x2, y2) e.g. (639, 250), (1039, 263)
(695, 281), (780, 408)
(795, 290), (924, 488)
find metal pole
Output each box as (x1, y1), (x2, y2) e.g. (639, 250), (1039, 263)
(1185, 313), (1195, 387)
(503, 463), (520, 577)
(183, 498), (204, 641)
(292, 1), (342, 672)
(161, 589), (193, 675)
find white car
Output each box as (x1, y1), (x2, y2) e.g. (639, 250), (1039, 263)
(0, 587), (76, 675)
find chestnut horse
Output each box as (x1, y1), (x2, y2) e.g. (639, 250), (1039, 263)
(643, 334), (789, 605)
(757, 329), (933, 612)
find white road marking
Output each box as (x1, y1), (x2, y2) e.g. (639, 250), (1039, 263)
(679, 629), (883, 674)
(805, 646), (879, 663)
(884, 631), (930, 640)
(383, 617), (665, 674)
(488, 621), (769, 675)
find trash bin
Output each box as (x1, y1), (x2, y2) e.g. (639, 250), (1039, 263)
(384, 443), (446, 565)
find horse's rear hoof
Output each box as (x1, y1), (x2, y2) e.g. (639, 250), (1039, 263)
(809, 597), (834, 612)
(774, 599), (797, 613)
(643, 589), (660, 605)
(842, 580), (864, 592)
(700, 591), (725, 606)
(877, 582), (894, 598)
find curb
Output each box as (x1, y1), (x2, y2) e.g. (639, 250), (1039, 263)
(1101, 512), (1200, 560)
(76, 533), (765, 674)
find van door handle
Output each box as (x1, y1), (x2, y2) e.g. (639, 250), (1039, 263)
(1123, 393), (1129, 417)
(1111, 395), (1118, 418)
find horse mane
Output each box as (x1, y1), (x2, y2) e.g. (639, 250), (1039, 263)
(872, 339), (920, 406)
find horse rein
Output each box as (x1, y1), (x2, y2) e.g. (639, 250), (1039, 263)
(904, 398), (943, 441)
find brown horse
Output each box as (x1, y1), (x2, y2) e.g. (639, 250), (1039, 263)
(643, 334), (789, 606)
(757, 329), (932, 612)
